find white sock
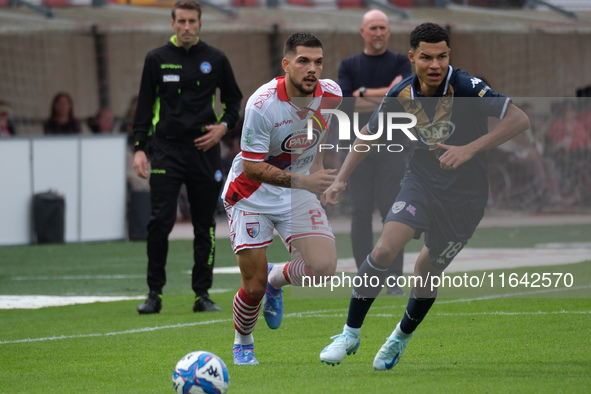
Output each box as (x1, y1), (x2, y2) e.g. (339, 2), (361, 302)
(344, 324), (361, 337)
(234, 330), (254, 346)
(268, 263), (289, 290)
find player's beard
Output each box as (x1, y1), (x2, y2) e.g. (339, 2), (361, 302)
(290, 74), (317, 96)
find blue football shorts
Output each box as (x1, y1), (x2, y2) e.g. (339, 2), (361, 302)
(384, 174), (484, 270)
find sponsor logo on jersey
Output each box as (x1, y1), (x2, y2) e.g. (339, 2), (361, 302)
(281, 129), (320, 154)
(200, 62), (212, 74)
(405, 204), (417, 216)
(392, 201), (406, 214)
(274, 119), (293, 127)
(163, 75), (180, 82)
(161, 64), (182, 69)
(470, 77), (482, 88)
(246, 222), (260, 238)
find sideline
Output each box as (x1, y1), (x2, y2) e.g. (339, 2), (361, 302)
(210, 246), (591, 275)
(170, 213), (591, 240)
(4, 246), (589, 309)
(0, 289), (233, 310)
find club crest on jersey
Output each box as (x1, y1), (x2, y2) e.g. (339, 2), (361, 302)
(281, 129), (320, 154)
(246, 222), (260, 238)
(214, 170), (223, 182)
(415, 120), (456, 147)
(392, 201), (406, 214)
(200, 62), (212, 74)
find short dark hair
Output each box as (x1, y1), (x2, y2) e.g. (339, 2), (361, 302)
(172, 0), (202, 20)
(284, 32), (323, 56)
(410, 23), (449, 50)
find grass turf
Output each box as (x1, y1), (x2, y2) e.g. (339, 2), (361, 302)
(1, 223), (590, 393)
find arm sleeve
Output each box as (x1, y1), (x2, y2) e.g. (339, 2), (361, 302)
(468, 76), (512, 119)
(240, 104), (272, 160)
(218, 55), (243, 130)
(133, 53), (158, 152)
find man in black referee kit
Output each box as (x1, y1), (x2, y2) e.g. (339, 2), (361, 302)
(133, 0), (242, 314)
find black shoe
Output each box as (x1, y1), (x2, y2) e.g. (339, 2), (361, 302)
(137, 291), (162, 314)
(193, 294), (221, 312)
(387, 285), (406, 296)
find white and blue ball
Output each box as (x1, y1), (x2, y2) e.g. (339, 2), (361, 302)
(172, 351), (229, 394)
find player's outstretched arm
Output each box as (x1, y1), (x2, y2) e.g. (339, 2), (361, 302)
(437, 104), (530, 170)
(321, 125), (373, 205)
(467, 103), (530, 153)
(242, 160), (336, 195)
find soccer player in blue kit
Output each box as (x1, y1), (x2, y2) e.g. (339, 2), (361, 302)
(319, 22), (530, 370)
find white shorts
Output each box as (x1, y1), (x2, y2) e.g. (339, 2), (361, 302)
(224, 195), (334, 254)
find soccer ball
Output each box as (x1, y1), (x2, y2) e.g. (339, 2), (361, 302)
(172, 351), (229, 394)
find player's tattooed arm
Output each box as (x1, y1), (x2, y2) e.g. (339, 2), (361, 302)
(243, 160), (294, 188)
(242, 160), (335, 194)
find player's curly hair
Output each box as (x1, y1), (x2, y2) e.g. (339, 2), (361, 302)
(410, 23), (449, 50)
(284, 32), (323, 56)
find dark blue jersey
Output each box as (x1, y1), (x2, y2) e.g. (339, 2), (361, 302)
(367, 66), (511, 209)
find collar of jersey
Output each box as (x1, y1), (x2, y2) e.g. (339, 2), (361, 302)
(275, 76), (323, 102)
(410, 65), (453, 99)
(169, 35), (200, 49)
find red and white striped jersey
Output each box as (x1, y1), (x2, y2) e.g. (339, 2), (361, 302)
(222, 76), (342, 214)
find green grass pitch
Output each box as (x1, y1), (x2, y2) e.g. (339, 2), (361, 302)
(0, 223), (590, 393)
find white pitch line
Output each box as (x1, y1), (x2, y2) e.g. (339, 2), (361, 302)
(435, 310), (591, 316)
(435, 284), (591, 302)
(0, 319), (232, 345)
(3, 308), (589, 346)
(0, 289), (234, 309)
(1, 288), (589, 345)
(11, 275), (145, 281)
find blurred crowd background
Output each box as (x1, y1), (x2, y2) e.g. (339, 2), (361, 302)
(1, 0), (590, 214)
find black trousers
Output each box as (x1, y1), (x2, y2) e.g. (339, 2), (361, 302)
(146, 138), (222, 297)
(348, 146), (411, 277)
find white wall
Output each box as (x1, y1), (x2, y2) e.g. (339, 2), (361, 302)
(0, 139), (33, 245)
(0, 135), (127, 246)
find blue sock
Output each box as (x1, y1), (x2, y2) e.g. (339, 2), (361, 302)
(346, 255), (389, 329)
(399, 287), (437, 334)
